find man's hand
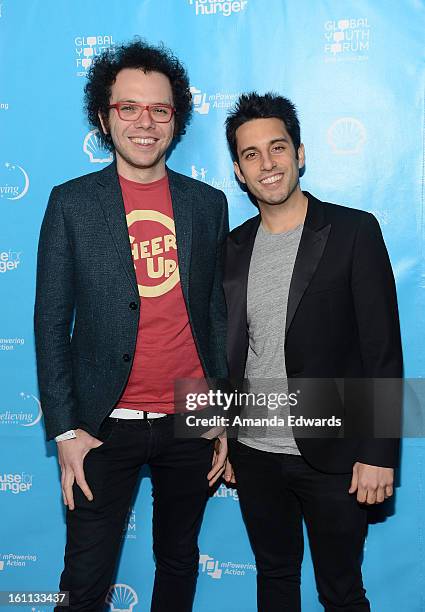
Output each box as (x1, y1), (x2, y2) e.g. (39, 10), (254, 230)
(349, 462), (394, 504)
(57, 428), (103, 510)
(207, 432), (229, 487)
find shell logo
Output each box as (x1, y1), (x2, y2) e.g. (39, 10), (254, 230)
(327, 117), (367, 155)
(105, 584), (138, 612)
(83, 129), (113, 164)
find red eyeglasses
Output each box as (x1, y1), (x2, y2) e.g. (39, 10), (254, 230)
(108, 102), (175, 123)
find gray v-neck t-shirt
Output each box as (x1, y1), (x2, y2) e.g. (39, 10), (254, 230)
(238, 222), (303, 454)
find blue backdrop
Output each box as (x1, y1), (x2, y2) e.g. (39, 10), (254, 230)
(0, 1), (424, 610)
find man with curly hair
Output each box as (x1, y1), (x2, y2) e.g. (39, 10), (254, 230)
(34, 39), (229, 611)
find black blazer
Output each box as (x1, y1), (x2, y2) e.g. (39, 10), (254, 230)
(35, 163), (228, 440)
(223, 192), (403, 473)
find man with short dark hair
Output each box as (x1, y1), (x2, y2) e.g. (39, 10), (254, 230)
(35, 39), (229, 611)
(223, 92), (402, 611)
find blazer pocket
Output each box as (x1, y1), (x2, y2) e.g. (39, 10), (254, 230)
(303, 283), (347, 297)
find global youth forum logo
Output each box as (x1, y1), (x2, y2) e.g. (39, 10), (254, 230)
(0, 162), (29, 201)
(74, 35), (115, 77)
(324, 18), (370, 61)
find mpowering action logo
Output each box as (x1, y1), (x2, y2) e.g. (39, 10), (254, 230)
(190, 86), (240, 115)
(0, 552), (37, 569)
(199, 553), (256, 579)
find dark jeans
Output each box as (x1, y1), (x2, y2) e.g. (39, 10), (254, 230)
(56, 416), (214, 612)
(229, 441), (370, 612)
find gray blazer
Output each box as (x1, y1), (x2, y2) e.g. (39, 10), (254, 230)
(34, 162), (229, 440)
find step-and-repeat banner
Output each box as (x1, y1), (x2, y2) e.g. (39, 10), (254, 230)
(1, 1), (424, 610)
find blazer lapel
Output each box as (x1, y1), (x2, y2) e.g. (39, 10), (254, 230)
(224, 215), (260, 380)
(286, 192), (331, 334)
(167, 168), (192, 304)
(95, 163), (138, 295)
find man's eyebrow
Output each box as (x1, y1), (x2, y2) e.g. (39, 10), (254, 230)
(240, 137), (290, 157)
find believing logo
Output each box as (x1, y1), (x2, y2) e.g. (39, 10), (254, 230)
(0, 392), (43, 428)
(0, 472), (33, 494)
(188, 0), (248, 17)
(74, 35), (115, 77)
(324, 18), (370, 62)
(199, 553), (256, 579)
(190, 164), (242, 196)
(0, 162), (29, 201)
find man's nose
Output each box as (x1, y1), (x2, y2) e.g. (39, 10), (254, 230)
(260, 152), (276, 171)
(134, 107), (154, 129)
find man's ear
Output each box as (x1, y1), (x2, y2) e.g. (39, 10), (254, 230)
(297, 143), (305, 170)
(233, 160), (246, 184)
(98, 111), (109, 135)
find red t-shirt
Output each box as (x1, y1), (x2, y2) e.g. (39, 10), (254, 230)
(118, 174), (205, 412)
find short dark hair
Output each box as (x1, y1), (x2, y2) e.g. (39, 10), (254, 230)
(84, 38), (192, 151)
(225, 92), (301, 160)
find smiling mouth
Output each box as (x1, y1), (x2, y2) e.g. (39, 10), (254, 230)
(128, 137), (158, 146)
(259, 173), (283, 185)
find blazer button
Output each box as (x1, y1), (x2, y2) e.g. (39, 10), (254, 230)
(129, 302), (138, 310)
(123, 354), (131, 362)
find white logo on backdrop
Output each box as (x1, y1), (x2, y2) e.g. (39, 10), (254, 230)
(0, 102), (8, 110)
(327, 118), (367, 155)
(123, 508), (136, 540)
(0, 473), (34, 495)
(213, 483), (239, 501)
(190, 164), (242, 196)
(199, 553), (256, 579)
(191, 86), (240, 114)
(0, 392), (42, 427)
(190, 87), (210, 115)
(83, 129), (114, 164)
(324, 18), (370, 60)
(74, 35), (115, 77)
(0, 250), (22, 274)
(105, 584), (138, 612)
(0, 552), (37, 568)
(0, 162), (29, 200)
(188, 0), (248, 17)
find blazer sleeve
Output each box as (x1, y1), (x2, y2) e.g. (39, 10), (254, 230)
(34, 187), (79, 440)
(208, 190), (229, 378)
(350, 212), (403, 467)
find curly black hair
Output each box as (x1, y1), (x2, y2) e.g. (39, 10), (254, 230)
(84, 38), (192, 151)
(225, 92), (301, 161)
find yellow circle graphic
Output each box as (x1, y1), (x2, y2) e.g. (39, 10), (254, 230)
(126, 209), (180, 298)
